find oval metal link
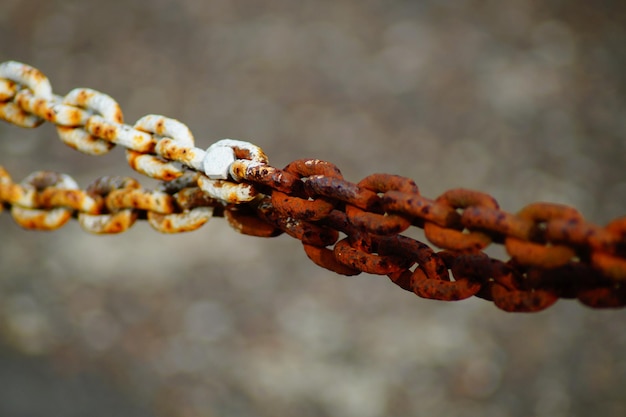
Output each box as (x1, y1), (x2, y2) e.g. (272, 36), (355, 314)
(383, 191), (459, 227)
(85, 118), (155, 152)
(0, 101), (43, 127)
(488, 266), (559, 312)
(148, 207), (213, 233)
(36, 186), (99, 214)
(146, 171), (215, 233)
(422, 250), (485, 300)
(14, 90), (88, 126)
(154, 138), (206, 172)
(271, 159), (343, 221)
(302, 244), (362, 276)
(198, 139), (268, 203)
(197, 176), (258, 204)
(384, 237), (482, 300)
(56, 88), (124, 155)
(125, 115), (195, 180)
(11, 171), (78, 230)
(505, 203), (582, 269)
(333, 237), (411, 275)
(256, 196), (339, 246)
(0, 61), (53, 98)
(304, 176), (380, 211)
(106, 188), (175, 214)
(424, 189), (498, 251)
(203, 138), (268, 179)
(346, 174), (416, 235)
(224, 207), (283, 237)
(232, 163), (303, 194)
(78, 176), (140, 234)
(0, 61), (53, 127)
(461, 206), (533, 240)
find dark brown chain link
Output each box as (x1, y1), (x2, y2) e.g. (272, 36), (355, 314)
(232, 161), (626, 312)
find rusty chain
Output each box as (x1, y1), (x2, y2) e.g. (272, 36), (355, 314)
(1, 61), (625, 312)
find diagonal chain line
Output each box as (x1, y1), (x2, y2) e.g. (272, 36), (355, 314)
(1, 61), (625, 312)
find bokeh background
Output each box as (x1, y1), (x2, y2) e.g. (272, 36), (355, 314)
(1, 1), (626, 416)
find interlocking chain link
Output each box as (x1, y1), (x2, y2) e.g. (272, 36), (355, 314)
(1, 61), (625, 312)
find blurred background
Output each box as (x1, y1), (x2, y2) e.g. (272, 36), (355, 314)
(1, 0), (626, 416)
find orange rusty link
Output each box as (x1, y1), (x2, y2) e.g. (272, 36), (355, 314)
(302, 243), (362, 276)
(485, 262), (559, 312)
(423, 189), (498, 251)
(304, 175), (381, 211)
(383, 191), (457, 226)
(257, 196), (339, 247)
(381, 236), (448, 292)
(230, 163), (303, 195)
(271, 159), (343, 221)
(383, 237), (482, 301)
(297, 209), (367, 276)
(461, 206), (534, 240)
(505, 203), (582, 269)
(224, 204), (283, 237)
(345, 174), (416, 236)
(333, 237), (412, 275)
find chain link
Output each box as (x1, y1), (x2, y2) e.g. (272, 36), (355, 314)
(1, 61), (625, 312)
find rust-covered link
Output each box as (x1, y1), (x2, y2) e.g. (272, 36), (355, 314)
(1, 60), (626, 312)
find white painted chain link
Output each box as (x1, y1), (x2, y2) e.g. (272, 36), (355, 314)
(0, 61), (267, 206)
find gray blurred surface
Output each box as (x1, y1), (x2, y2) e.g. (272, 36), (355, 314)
(1, 1), (626, 416)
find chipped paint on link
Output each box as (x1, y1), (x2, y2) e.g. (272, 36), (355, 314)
(56, 125), (115, 155)
(10, 171), (79, 230)
(197, 175), (258, 204)
(84, 117), (155, 152)
(0, 61), (53, 99)
(0, 101), (44, 127)
(130, 115), (198, 180)
(105, 188), (175, 214)
(203, 139), (268, 180)
(134, 115), (194, 146)
(15, 90), (90, 125)
(79, 209), (138, 234)
(0, 79), (17, 101)
(125, 150), (187, 181)
(147, 207), (213, 233)
(63, 88), (124, 123)
(154, 138), (206, 171)
(0, 167), (37, 207)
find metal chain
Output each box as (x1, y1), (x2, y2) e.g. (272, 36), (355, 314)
(1, 61), (625, 312)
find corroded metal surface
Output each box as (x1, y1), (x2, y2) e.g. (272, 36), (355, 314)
(1, 61), (625, 312)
